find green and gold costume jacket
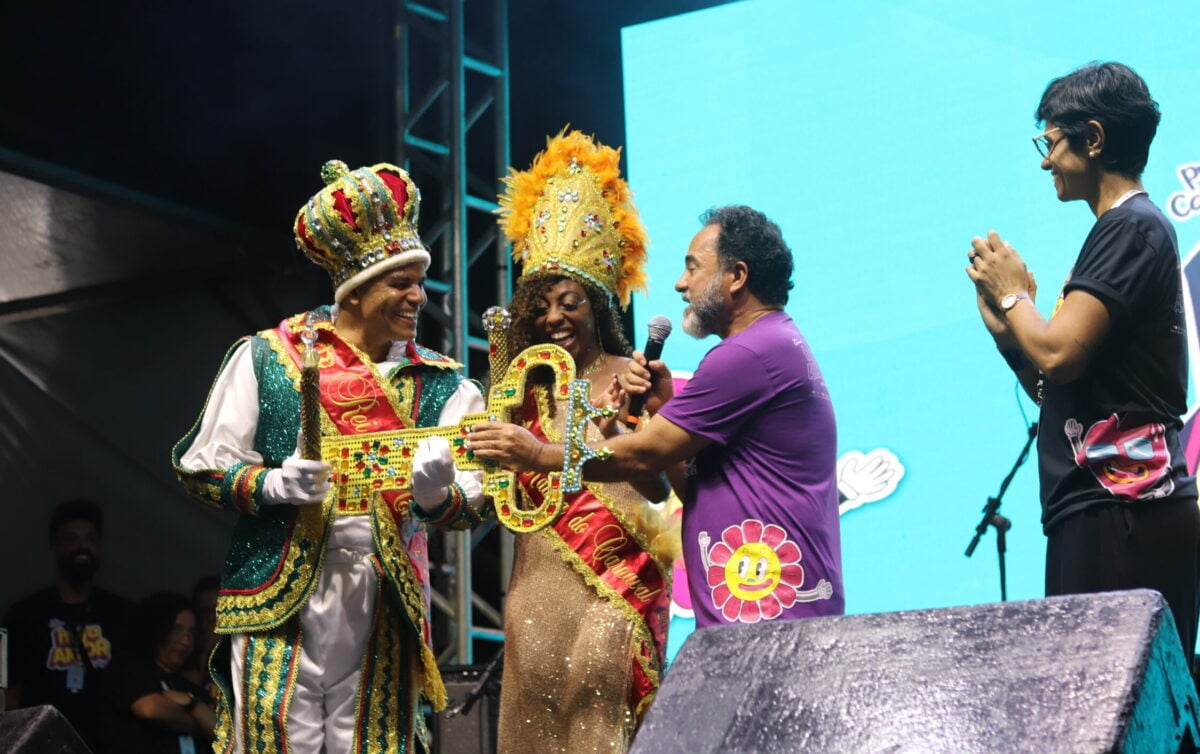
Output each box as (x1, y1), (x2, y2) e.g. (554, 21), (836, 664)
(172, 308), (480, 715)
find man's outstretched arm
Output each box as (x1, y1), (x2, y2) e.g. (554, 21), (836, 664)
(468, 413), (707, 490)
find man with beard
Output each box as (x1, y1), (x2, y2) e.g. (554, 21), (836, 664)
(469, 205), (844, 628)
(2, 499), (131, 750)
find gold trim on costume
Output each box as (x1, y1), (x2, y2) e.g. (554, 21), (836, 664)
(279, 313), (417, 430)
(531, 387), (668, 716)
(213, 502), (330, 633)
(370, 500), (448, 712)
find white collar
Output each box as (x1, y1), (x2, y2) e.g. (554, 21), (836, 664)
(1112, 188), (1147, 209)
(384, 340), (411, 363)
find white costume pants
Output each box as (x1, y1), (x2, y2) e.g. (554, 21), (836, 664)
(229, 517), (379, 754)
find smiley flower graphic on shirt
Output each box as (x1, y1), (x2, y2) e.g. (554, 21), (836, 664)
(705, 519), (832, 623)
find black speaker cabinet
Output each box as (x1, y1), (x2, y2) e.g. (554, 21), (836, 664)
(0, 705), (90, 754)
(633, 590), (1199, 753)
(432, 663), (500, 754)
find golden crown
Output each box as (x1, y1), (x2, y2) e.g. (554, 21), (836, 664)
(294, 160), (431, 302)
(498, 130), (648, 307)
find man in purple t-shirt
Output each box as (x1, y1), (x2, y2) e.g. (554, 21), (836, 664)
(470, 205), (844, 628)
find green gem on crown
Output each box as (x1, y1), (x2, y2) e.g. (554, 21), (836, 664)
(321, 160), (351, 185)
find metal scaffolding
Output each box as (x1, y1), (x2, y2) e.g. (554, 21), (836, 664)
(393, 0), (511, 665)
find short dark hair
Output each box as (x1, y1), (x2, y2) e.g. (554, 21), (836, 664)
(699, 205), (794, 307)
(1035, 61), (1160, 179)
(49, 499), (102, 540)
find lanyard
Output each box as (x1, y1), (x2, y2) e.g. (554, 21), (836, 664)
(160, 679), (197, 754)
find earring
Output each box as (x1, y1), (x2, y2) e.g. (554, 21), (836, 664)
(1088, 150), (1098, 158)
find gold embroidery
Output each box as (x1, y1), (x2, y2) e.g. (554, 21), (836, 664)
(591, 524), (662, 601)
(534, 387), (664, 567)
(353, 563), (410, 752)
(238, 622), (300, 752)
(541, 527), (661, 706)
(370, 502), (448, 711)
(531, 387), (666, 707)
(328, 371), (383, 432)
(214, 502), (330, 633)
(567, 511), (593, 534)
(280, 313), (415, 429)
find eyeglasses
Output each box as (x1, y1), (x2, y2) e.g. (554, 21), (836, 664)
(1032, 127), (1063, 159)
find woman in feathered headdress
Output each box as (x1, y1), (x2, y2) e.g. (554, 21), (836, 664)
(493, 130), (676, 751)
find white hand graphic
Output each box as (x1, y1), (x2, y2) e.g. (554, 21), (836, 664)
(795, 578), (834, 603)
(1064, 418), (1084, 456)
(837, 448), (905, 515)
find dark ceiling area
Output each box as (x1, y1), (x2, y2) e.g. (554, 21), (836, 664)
(0, 0), (729, 254)
(0, 0), (732, 643)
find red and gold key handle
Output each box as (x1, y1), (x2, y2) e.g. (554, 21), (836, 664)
(316, 307), (612, 533)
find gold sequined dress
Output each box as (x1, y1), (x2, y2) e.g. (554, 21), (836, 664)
(497, 390), (671, 753)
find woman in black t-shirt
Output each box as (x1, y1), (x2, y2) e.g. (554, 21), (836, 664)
(101, 592), (215, 754)
(966, 62), (1199, 665)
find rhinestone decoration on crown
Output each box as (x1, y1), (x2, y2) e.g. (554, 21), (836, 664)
(498, 130), (648, 308)
(293, 160), (426, 289)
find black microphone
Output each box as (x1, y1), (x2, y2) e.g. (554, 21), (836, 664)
(623, 316), (672, 428)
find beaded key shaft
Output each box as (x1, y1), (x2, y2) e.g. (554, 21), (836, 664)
(319, 342), (596, 532)
(300, 323), (323, 462)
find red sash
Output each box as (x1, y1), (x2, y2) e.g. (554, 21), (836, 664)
(516, 392), (669, 711)
(274, 315), (415, 519)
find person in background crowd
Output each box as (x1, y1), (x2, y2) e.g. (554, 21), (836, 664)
(184, 575), (220, 698)
(2, 499), (131, 750)
(102, 591), (215, 754)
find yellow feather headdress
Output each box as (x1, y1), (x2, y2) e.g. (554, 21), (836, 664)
(497, 129), (648, 308)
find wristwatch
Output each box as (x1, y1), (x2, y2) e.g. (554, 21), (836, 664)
(1000, 292), (1031, 313)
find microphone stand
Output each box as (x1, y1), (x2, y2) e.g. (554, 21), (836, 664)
(965, 421), (1038, 602)
(444, 646), (504, 719)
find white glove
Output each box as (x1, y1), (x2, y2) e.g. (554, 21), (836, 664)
(411, 437), (456, 511)
(262, 453), (331, 506)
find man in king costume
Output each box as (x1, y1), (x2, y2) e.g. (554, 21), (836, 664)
(172, 159), (486, 753)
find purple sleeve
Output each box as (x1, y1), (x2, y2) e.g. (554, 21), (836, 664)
(659, 342), (783, 444)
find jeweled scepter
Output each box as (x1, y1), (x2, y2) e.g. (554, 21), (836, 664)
(482, 305), (513, 395)
(300, 318), (322, 461)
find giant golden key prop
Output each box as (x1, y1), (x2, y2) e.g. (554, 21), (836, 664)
(318, 307), (611, 533)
